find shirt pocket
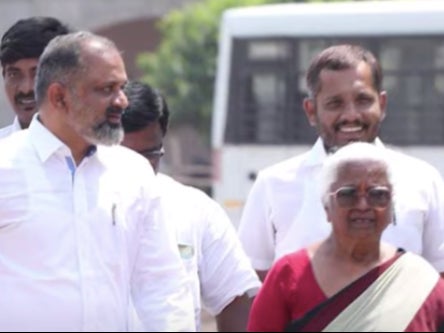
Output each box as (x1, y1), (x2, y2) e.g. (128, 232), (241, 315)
(178, 243), (196, 271)
(88, 199), (129, 273)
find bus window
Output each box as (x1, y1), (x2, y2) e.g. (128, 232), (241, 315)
(212, 1), (444, 226)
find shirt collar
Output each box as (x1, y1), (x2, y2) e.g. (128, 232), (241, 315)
(28, 114), (97, 163)
(305, 137), (385, 167)
(28, 115), (67, 163)
(304, 138), (328, 167)
(11, 116), (23, 132)
(373, 137), (385, 148)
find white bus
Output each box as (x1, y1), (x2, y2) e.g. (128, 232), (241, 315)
(211, 0), (444, 227)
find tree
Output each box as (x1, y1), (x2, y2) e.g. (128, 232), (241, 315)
(137, 0), (355, 141)
(137, 0), (292, 140)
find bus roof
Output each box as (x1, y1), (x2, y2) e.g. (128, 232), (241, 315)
(222, 0), (444, 37)
(212, 0), (444, 148)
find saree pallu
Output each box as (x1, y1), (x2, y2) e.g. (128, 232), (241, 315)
(285, 252), (441, 332)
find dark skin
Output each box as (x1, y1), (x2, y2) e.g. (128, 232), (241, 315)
(3, 58), (39, 129)
(216, 294), (253, 332)
(256, 270), (267, 283)
(303, 62), (386, 153)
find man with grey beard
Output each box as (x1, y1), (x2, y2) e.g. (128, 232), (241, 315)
(0, 31), (195, 331)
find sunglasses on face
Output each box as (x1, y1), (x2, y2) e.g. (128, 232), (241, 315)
(329, 185), (391, 208)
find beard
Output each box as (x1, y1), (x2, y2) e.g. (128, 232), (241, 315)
(85, 120), (124, 146)
(69, 101), (124, 146)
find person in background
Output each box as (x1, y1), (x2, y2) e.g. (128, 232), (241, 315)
(238, 44), (444, 281)
(248, 142), (444, 332)
(121, 80), (262, 332)
(0, 16), (71, 138)
(0, 31), (194, 331)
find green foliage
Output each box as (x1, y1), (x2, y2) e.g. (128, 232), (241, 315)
(137, 0), (281, 138)
(136, 0), (352, 140)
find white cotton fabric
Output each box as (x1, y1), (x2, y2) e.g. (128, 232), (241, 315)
(0, 118), (195, 331)
(0, 116), (22, 139)
(239, 137), (444, 273)
(158, 173), (261, 330)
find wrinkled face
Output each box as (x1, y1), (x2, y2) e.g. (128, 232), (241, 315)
(304, 62), (387, 152)
(3, 58), (39, 129)
(66, 44), (128, 146)
(121, 122), (164, 173)
(325, 160), (392, 242)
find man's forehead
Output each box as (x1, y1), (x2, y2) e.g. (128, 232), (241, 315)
(4, 58), (39, 70)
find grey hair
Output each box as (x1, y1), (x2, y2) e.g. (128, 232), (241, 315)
(34, 31), (118, 107)
(320, 142), (394, 206)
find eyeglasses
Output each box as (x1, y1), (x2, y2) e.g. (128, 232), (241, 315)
(329, 186), (391, 208)
(138, 147), (165, 160)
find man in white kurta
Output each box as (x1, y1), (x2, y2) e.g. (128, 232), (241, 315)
(0, 31), (195, 332)
(0, 118), (195, 331)
(238, 44), (444, 280)
(121, 80), (261, 331)
(157, 173), (261, 330)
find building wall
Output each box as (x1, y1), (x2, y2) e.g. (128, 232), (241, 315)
(95, 18), (161, 80)
(0, 0), (201, 126)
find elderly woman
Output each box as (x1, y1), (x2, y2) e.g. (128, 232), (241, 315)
(247, 142), (444, 332)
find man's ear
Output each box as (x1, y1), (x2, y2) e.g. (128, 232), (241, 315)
(379, 90), (387, 122)
(47, 82), (67, 110)
(303, 97), (317, 127)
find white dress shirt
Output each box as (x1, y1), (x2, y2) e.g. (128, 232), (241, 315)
(238, 138), (444, 273)
(0, 116), (22, 139)
(0, 118), (195, 331)
(158, 174), (261, 331)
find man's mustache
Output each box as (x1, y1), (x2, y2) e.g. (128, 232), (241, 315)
(14, 92), (35, 103)
(106, 106), (123, 116)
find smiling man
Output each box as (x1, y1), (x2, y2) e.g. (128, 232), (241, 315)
(238, 44), (444, 281)
(0, 16), (71, 138)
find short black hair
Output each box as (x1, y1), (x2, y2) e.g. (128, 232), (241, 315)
(0, 16), (72, 66)
(306, 44), (383, 98)
(122, 80), (170, 135)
